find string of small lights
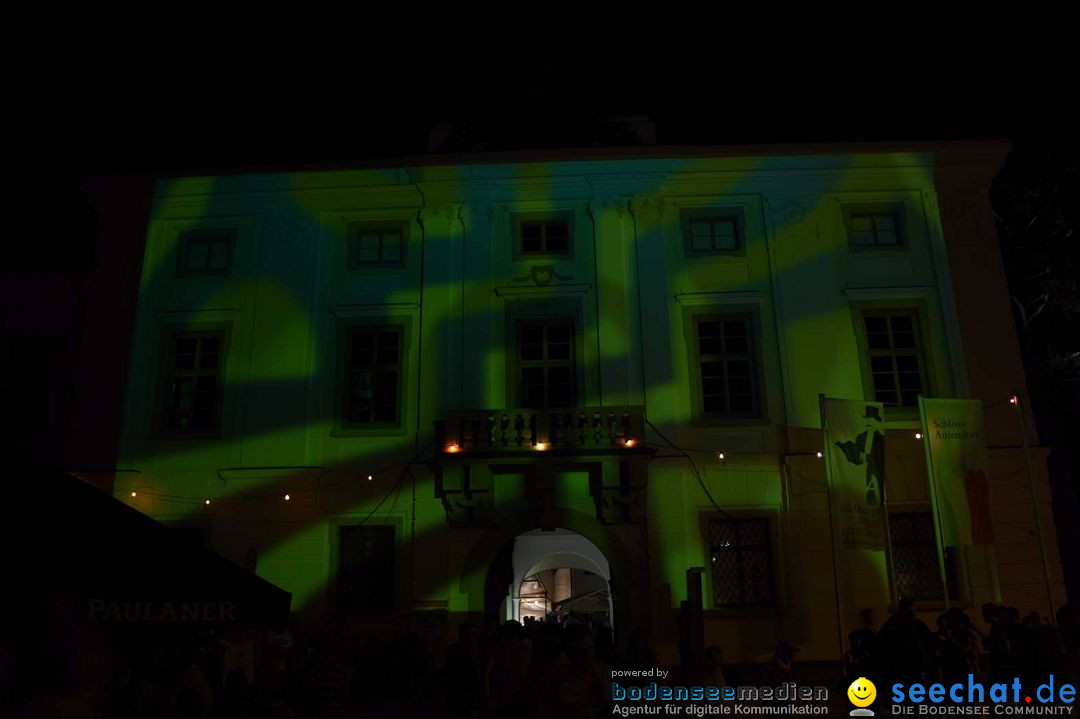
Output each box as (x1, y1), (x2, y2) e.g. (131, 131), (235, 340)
(124, 395), (1028, 506)
(126, 437), (436, 507)
(645, 418), (733, 519)
(662, 393), (1027, 461)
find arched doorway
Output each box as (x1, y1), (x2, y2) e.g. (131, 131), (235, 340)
(502, 528), (614, 630)
(462, 508), (646, 647)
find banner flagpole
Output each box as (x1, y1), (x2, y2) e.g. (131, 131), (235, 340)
(879, 455), (899, 609)
(818, 394), (848, 667)
(918, 395), (951, 611)
(1014, 392), (1056, 621)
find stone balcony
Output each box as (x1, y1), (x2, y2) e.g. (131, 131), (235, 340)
(434, 405), (648, 457)
(432, 406), (652, 527)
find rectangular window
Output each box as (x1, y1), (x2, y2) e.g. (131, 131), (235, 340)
(518, 319), (575, 408)
(343, 326), (402, 426)
(889, 511), (960, 602)
(862, 311), (926, 408)
(337, 525), (395, 613)
(178, 230), (234, 276)
(164, 331), (224, 433)
(694, 316), (759, 417)
(682, 208), (744, 256)
(349, 226), (405, 268)
(844, 205), (906, 250)
(709, 517), (774, 607)
(520, 219), (570, 256)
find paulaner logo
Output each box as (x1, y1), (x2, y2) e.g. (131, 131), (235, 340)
(891, 675), (1075, 715)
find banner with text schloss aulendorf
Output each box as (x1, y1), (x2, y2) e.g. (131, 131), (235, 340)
(823, 398), (887, 551)
(919, 398), (994, 546)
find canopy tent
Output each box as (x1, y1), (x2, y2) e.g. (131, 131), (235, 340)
(6, 453), (291, 628)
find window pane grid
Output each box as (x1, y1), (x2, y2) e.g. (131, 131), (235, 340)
(181, 233), (233, 275)
(165, 333), (223, 432)
(696, 317), (757, 417)
(687, 216), (740, 253)
(350, 229), (404, 268)
(520, 220), (570, 255)
(519, 319), (575, 408)
(338, 525), (394, 613)
(709, 518), (774, 607)
(864, 313), (925, 408)
(345, 328), (402, 425)
(889, 512), (959, 602)
(851, 212), (901, 247)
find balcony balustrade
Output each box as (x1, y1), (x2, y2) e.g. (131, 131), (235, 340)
(435, 406), (646, 455)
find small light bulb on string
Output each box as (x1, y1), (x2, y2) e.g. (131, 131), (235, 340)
(284, 493), (291, 501)
(367, 474), (373, 482)
(718, 452), (725, 460)
(1009, 395), (1019, 406)
(205, 499), (211, 506)
(915, 432), (923, 440)
(816, 451), (823, 459)
(130, 491), (137, 498)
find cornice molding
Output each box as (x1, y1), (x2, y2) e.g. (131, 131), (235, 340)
(329, 303), (420, 318)
(493, 284), (592, 299)
(156, 308), (241, 323)
(842, 286), (936, 302)
(674, 291), (768, 306)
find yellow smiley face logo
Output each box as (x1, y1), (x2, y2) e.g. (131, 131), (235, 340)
(848, 677), (876, 707)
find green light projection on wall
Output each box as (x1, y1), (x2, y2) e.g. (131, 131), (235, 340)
(119, 151), (939, 633)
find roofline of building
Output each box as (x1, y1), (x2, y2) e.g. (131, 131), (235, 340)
(86, 139), (1012, 184)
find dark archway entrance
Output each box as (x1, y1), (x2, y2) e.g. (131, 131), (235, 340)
(496, 528), (614, 630)
(462, 508), (646, 648)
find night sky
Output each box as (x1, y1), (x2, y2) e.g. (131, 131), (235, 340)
(42, 75), (1053, 178)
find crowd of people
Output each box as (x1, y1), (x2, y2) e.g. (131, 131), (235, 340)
(92, 612), (653, 718)
(101, 621), (436, 718)
(12, 603), (1080, 718)
(844, 601), (1080, 703)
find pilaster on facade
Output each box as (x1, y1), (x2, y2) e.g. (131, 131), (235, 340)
(589, 193), (641, 407)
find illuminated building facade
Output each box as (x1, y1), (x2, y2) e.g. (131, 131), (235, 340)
(114, 143), (1066, 664)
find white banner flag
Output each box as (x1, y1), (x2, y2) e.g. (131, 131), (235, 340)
(823, 398), (887, 551)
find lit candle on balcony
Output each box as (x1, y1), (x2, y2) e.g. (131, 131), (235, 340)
(623, 438), (636, 448)
(445, 442), (460, 453)
(534, 442), (549, 451)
